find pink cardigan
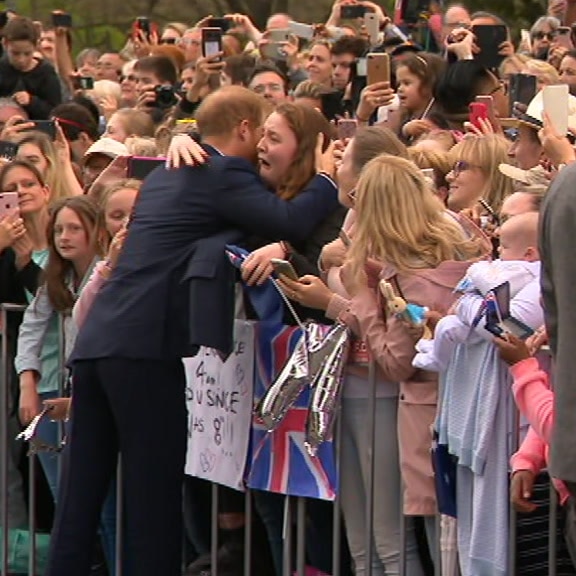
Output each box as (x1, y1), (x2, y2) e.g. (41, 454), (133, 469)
(72, 261), (108, 329)
(509, 357), (569, 504)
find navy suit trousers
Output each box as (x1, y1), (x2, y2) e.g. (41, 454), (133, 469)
(45, 357), (187, 576)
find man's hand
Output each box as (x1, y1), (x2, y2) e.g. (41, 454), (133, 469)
(13, 91), (31, 107)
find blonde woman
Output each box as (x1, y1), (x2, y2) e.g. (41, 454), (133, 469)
(15, 130), (83, 200)
(87, 79), (122, 122)
(521, 59), (561, 90)
(279, 154), (489, 573)
(408, 147), (453, 204)
(447, 134), (514, 215)
(104, 108), (155, 143)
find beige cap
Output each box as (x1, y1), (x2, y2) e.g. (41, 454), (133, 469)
(498, 163), (550, 186)
(82, 138), (128, 164)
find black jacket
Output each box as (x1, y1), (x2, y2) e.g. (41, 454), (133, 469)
(0, 57), (62, 119)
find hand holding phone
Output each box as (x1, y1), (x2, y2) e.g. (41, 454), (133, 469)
(52, 11), (72, 28)
(202, 27), (223, 60)
(366, 53), (390, 86)
(0, 192), (19, 219)
(337, 119), (358, 140)
(469, 102), (488, 131)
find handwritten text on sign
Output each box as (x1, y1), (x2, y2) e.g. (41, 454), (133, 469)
(184, 321), (254, 491)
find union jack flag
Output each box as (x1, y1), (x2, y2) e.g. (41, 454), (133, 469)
(246, 321), (338, 501)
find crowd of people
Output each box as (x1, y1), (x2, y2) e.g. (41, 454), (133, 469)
(2, 0), (576, 575)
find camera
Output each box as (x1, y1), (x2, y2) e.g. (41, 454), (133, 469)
(154, 85), (178, 109)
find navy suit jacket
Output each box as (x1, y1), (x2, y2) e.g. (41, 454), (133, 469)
(72, 149), (340, 361)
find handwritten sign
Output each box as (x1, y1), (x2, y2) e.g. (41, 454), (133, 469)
(184, 321), (255, 491)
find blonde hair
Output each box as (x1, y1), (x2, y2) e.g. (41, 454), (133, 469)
(411, 129), (456, 153)
(112, 108), (155, 139)
(499, 54), (532, 78)
(15, 131), (73, 202)
(125, 136), (158, 157)
(88, 79), (122, 109)
(521, 60), (560, 87)
(450, 134), (514, 214)
(348, 155), (483, 278)
(408, 147), (452, 175)
(99, 178), (141, 248)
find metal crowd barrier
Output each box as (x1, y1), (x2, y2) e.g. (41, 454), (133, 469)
(0, 301), (567, 576)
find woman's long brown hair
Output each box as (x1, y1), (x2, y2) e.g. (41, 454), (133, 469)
(44, 196), (102, 313)
(273, 102), (334, 200)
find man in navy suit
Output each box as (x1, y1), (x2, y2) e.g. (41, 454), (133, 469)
(45, 86), (341, 576)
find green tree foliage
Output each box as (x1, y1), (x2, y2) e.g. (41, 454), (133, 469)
(12, 0), (550, 52)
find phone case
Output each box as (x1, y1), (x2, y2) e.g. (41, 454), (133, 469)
(364, 13), (380, 46)
(289, 21), (314, 40)
(269, 29), (290, 42)
(469, 102), (488, 130)
(472, 25), (507, 69)
(0, 192), (19, 218)
(270, 258), (298, 281)
(475, 95), (496, 126)
(127, 157), (165, 180)
(341, 5), (366, 19)
(543, 84), (569, 135)
(337, 119), (358, 140)
(201, 28), (223, 58)
(367, 53), (390, 85)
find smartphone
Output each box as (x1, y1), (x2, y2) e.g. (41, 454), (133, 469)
(475, 95), (497, 127)
(367, 53), (390, 85)
(72, 76), (94, 90)
(201, 27), (223, 59)
(0, 192), (19, 218)
(269, 29), (290, 42)
(337, 118), (358, 140)
(51, 11), (72, 28)
(469, 102), (488, 130)
(484, 282), (535, 340)
(0, 141), (18, 161)
(508, 74), (537, 115)
(320, 91), (345, 121)
(136, 16), (151, 40)
(472, 25), (508, 69)
(543, 84), (569, 136)
(26, 120), (56, 140)
(520, 29), (532, 53)
(127, 156), (165, 180)
(289, 21), (314, 40)
(341, 4), (366, 19)
(557, 26), (572, 49)
(206, 17), (232, 32)
(261, 42), (286, 61)
(364, 12), (380, 46)
(270, 258), (299, 281)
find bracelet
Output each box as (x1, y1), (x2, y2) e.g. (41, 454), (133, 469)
(356, 115), (371, 123)
(279, 241), (292, 257)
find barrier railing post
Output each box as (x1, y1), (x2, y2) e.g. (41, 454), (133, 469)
(211, 483), (219, 574)
(365, 360), (377, 576)
(296, 497), (306, 576)
(548, 481), (558, 576)
(244, 488), (252, 576)
(0, 304), (27, 575)
(508, 406), (520, 576)
(0, 305), (9, 576)
(332, 411), (342, 576)
(27, 448), (36, 575)
(283, 496), (293, 576)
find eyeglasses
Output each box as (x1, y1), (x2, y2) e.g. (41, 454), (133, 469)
(452, 160), (480, 175)
(347, 188), (357, 202)
(120, 74), (137, 83)
(489, 81), (507, 96)
(532, 31), (557, 41)
(178, 38), (200, 47)
(159, 38), (177, 45)
(252, 83), (285, 94)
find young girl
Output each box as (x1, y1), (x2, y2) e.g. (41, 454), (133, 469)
(104, 108), (155, 143)
(15, 196), (102, 501)
(394, 52), (446, 142)
(73, 179), (140, 328)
